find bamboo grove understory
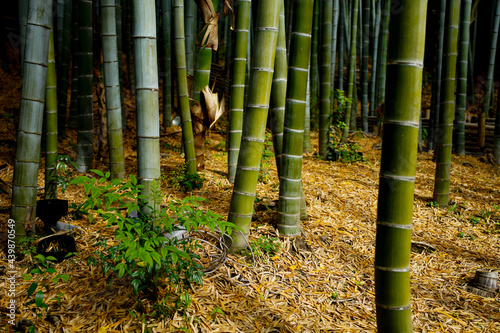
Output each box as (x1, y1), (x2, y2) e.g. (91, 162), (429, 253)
(3, 0), (500, 330)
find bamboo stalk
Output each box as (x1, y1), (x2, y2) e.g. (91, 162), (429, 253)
(376, 0), (390, 110)
(76, 0), (94, 173)
(68, 0), (79, 129)
(132, 0), (161, 212)
(428, 0), (447, 151)
(227, 0), (280, 251)
(228, 0), (252, 183)
(309, 0), (320, 106)
(433, 0), (461, 207)
(173, 0), (197, 174)
(11, 0), (52, 248)
(341, 0), (359, 142)
(330, 0), (340, 96)
(338, 0), (345, 91)
(161, 0), (173, 128)
(478, 0), (500, 149)
(185, 0), (197, 76)
(369, 0), (381, 115)
(18, 0), (29, 75)
(360, 0), (369, 132)
(277, 0), (314, 236)
(454, 0), (472, 155)
(304, 66), (312, 153)
(56, 0), (72, 139)
(318, 0), (333, 158)
(45, 24), (58, 200)
(375, 1), (427, 330)
(269, 0), (287, 176)
(101, 0), (126, 179)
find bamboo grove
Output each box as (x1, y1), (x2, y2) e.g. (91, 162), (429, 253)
(4, 0), (500, 330)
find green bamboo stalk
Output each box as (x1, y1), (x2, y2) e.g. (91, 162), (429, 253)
(123, 0), (135, 95)
(269, 0), (287, 176)
(494, 80), (500, 162)
(344, 0), (350, 49)
(76, 0), (94, 173)
(433, 0), (461, 208)
(361, 0), (369, 132)
(156, 0), (162, 57)
(467, 3), (477, 102)
(68, 0), (79, 129)
(285, 0), (294, 58)
(277, 0), (314, 236)
(227, 0), (280, 251)
(330, 0), (340, 95)
(375, 1), (427, 330)
(56, 0), (64, 70)
(341, 0), (358, 142)
(192, 0), (219, 102)
(18, 0), (29, 75)
(173, 0), (197, 174)
(45, 24), (58, 200)
(132, 0), (161, 211)
(376, 0), (390, 109)
(318, 0), (333, 158)
(369, 0), (381, 115)
(101, 0), (126, 179)
(350, 61), (358, 130)
(309, 0), (320, 106)
(228, 0), (252, 183)
(454, 0), (472, 156)
(116, 0), (126, 128)
(57, 0), (72, 139)
(161, 0), (172, 128)
(11, 0), (52, 248)
(478, 0), (500, 149)
(428, 0), (447, 151)
(338, 0), (345, 91)
(244, 11), (252, 105)
(185, 0), (197, 76)
(304, 66), (312, 153)
(224, 7), (233, 76)
(191, 0), (220, 169)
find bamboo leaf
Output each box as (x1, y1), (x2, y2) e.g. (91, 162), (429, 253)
(27, 282), (38, 297)
(201, 86), (226, 129)
(35, 291), (45, 308)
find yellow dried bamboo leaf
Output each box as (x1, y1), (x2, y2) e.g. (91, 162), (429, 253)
(223, 0), (235, 30)
(97, 325), (110, 333)
(201, 85), (226, 129)
(196, 0), (220, 50)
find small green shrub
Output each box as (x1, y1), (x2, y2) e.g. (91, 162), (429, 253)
(22, 254), (70, 325)
(250, 236), (281, 257)
(470, 216), (481, 226)
(72, 171), (237, 305)
(326, 90), (365, 163)
(426, 201), (439, 208)
(56, 155), (77, 193)
(18, 235), (37, 257)
(167, 164), (204, 192)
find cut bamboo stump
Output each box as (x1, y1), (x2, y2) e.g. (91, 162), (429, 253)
(467, 269), (498, 297)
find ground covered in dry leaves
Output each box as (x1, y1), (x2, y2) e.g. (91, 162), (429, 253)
(1, 66), (500, 332)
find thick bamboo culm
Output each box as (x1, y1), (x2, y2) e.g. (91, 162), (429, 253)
(375, 1), (427, 331)
(132, 0), (161, 212)
(101, 0), (126, 180)
(11, 0), (52, 247)
(227, 0), (280, 251)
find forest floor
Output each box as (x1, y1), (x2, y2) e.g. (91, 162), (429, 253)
(1, 64), (500, 332)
